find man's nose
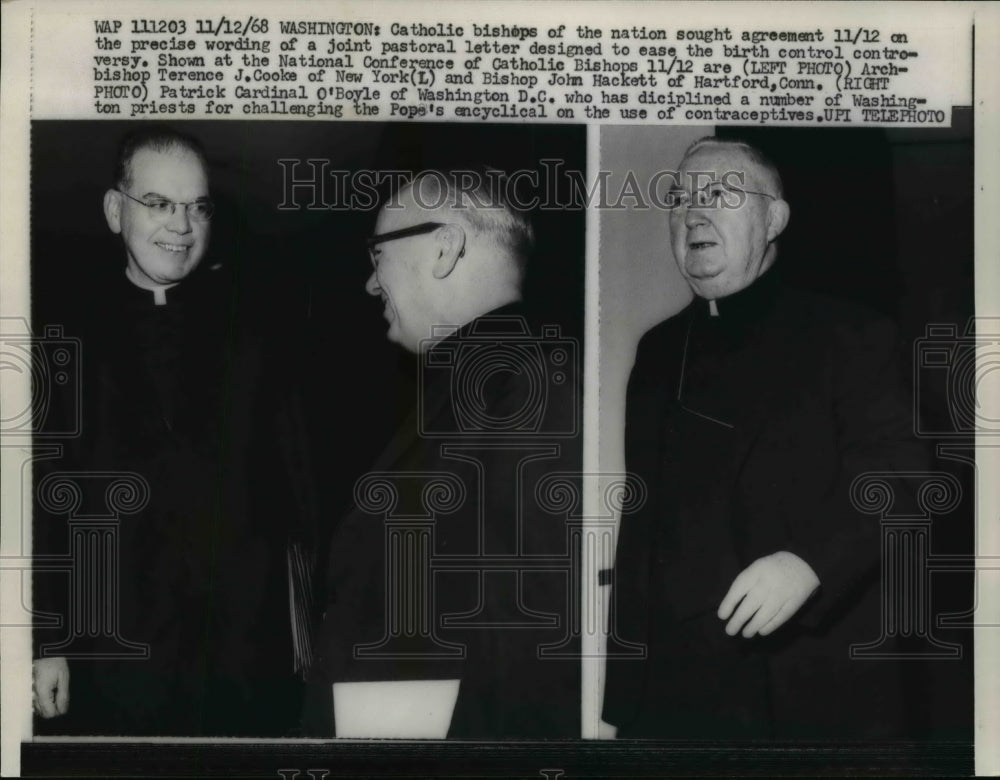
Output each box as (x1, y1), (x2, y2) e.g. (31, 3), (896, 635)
(165, 204), (193, 233)
(684, 207), (709, 229)
(365, 271), (382, 296)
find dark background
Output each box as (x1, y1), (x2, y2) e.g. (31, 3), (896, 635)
(31, 120), (587, 527)
(717, 119), (974, 342)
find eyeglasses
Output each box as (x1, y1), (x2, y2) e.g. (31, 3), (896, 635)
(665, 181), (777, 211)
(366, 222), (447, 265)
(116, 189), (215, 222)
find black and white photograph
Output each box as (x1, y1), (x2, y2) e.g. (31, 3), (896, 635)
(1, 1), (997, 777)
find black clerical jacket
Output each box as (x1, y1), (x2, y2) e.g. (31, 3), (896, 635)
(305, 303), (581, 738)
(33, 267), (319, 737)
(604, 271), (927, 739)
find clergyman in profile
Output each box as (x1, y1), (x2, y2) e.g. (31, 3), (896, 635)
(304, 168), (581, 739)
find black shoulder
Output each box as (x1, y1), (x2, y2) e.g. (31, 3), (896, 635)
(632, 308), (691, 368)
(780, 287), (893, 328)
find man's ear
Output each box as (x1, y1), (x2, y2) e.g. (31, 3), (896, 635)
(765, 198), (790, 242)
(103, 189), (123, 234)
(432, 223), (466, 279)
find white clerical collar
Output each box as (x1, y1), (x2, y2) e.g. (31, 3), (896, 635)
(125, 267), (175, 306)
(708, 299), (719, 317)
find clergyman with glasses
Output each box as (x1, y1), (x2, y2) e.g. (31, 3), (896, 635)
(302, 168), (581, 739)
(32, 125), (318, 737)
(603, 137), (925, 739)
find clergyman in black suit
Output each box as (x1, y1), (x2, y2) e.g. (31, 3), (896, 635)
(305, 169), (581, 738)
(32, 125), (317, 737)
(603, 137), (926, 739)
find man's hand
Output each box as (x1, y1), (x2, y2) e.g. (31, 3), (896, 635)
(717, 552), (820, 638)
(32, 657), (70, 718)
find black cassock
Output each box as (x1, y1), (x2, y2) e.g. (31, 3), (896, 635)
(604, 269), (927, 740)
(34, 268), (318, 737)
(303, 303), (581, 739)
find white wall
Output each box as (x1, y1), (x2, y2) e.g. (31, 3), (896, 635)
(598, 124), (703, 523)
(594, 124), (705, 734)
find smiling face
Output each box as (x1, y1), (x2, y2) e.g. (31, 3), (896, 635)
(104, 146), (211, 291)
(669, 145), (787, 300)
(364, 189), (444, 354)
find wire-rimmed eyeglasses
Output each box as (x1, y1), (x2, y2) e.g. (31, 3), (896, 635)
(116, 189), (215, 222)
(664, 181), (777, 211)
